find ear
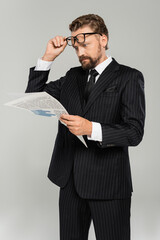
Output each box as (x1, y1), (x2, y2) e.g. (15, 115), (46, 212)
(100, 34), (108, 48)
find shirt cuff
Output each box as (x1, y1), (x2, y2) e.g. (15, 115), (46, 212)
(87, 122), (102, 142)
(34, 58), (53, 71)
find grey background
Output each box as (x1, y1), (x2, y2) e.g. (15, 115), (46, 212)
(0, 0), (160, 239)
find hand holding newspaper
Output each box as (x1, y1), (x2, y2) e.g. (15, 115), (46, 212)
(5, 92), (88, 148)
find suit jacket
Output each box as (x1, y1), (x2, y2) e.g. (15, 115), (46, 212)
(25, 57), (146, 200)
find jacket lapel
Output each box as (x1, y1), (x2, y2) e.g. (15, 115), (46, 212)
(82, 57), (120, 116)
(76, 68), (89, 113)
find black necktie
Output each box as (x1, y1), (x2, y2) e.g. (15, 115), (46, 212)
(84, 69), (99, 102)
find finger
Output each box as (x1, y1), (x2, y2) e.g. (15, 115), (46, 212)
(63, 37), (67, 43)
(59, 118), (69, 124)
(60, 113), (69, 116)
(62, 119), (76, 126)
(60, 36), (66, 46)
(67, 126), (77, 130)
(52, 38), (59, 48)
(66, 122), (77, 127)
(55, 36), (61, 47)
(62, 39), (68, 49)
(52, 37), (61, 48)
(60, 115), (67, 121)
(61, 114), (76, 121)
(63, 37), (68, 46)
(56, 36), (65, 47)
(59, 118), (66, 123)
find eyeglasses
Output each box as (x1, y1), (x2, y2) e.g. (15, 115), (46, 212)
(65, 32), (102, 46)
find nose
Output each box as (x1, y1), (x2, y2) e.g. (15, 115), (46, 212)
(78, 47), (86, 58)
(74, 42), (85, 57)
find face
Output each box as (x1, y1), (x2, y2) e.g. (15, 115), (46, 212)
(71, 26), (107, 70)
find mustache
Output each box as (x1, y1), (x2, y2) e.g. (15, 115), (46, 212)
(79, 56), (90, 62)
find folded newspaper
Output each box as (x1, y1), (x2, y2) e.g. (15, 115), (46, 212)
(5, 92), (88, 148)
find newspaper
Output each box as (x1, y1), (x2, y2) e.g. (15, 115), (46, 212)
(5, 92), (88, 148)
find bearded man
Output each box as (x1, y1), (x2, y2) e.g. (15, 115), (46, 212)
(26, 14), (146, 240)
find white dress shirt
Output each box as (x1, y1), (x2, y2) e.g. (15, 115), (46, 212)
(34, 55), (112, 142)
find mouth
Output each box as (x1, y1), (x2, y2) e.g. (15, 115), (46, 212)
(81, 58), (89, 62)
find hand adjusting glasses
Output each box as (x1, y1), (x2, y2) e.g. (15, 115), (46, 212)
(65, 32), (102, 46)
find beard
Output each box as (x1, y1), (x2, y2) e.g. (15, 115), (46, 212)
(79, 44), (102, 70)
(79, 57), (99, 70)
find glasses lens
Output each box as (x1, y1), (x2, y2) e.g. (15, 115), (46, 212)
(71, 37), (75, 46)
(76, 34), (85, 43)
(66, 37), (73, 46)
(66, 34), (86, 46)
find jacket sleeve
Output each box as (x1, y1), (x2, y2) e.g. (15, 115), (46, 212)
(25, 66), (70, 101)
(97, 70), (146, 148)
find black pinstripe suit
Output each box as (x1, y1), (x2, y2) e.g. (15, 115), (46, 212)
(26, 57), (145, 239)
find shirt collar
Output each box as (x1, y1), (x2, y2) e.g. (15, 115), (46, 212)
(89, 55), (112, 75)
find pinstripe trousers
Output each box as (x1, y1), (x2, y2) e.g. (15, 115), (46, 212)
(59, 167), (131, 240)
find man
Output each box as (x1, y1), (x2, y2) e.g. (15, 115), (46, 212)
(26, 14), (146, 240)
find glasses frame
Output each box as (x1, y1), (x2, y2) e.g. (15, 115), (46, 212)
(65, 32), (102, 46)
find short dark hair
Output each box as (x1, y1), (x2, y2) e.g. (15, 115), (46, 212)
(69, 14), (109, 50)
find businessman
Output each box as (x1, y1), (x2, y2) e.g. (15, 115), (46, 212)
(26, 14), (146, 240)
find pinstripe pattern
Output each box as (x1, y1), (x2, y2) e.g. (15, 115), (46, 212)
(59, 168), (131, 240)
(25, 57), (146, 200)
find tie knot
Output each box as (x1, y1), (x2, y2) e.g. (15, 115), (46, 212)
(90, 69), (99, 78)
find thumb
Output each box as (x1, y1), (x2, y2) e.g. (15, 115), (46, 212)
(63, 37), (68, 48)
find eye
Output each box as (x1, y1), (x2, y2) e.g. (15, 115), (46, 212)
(83, 43), (88, 47)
